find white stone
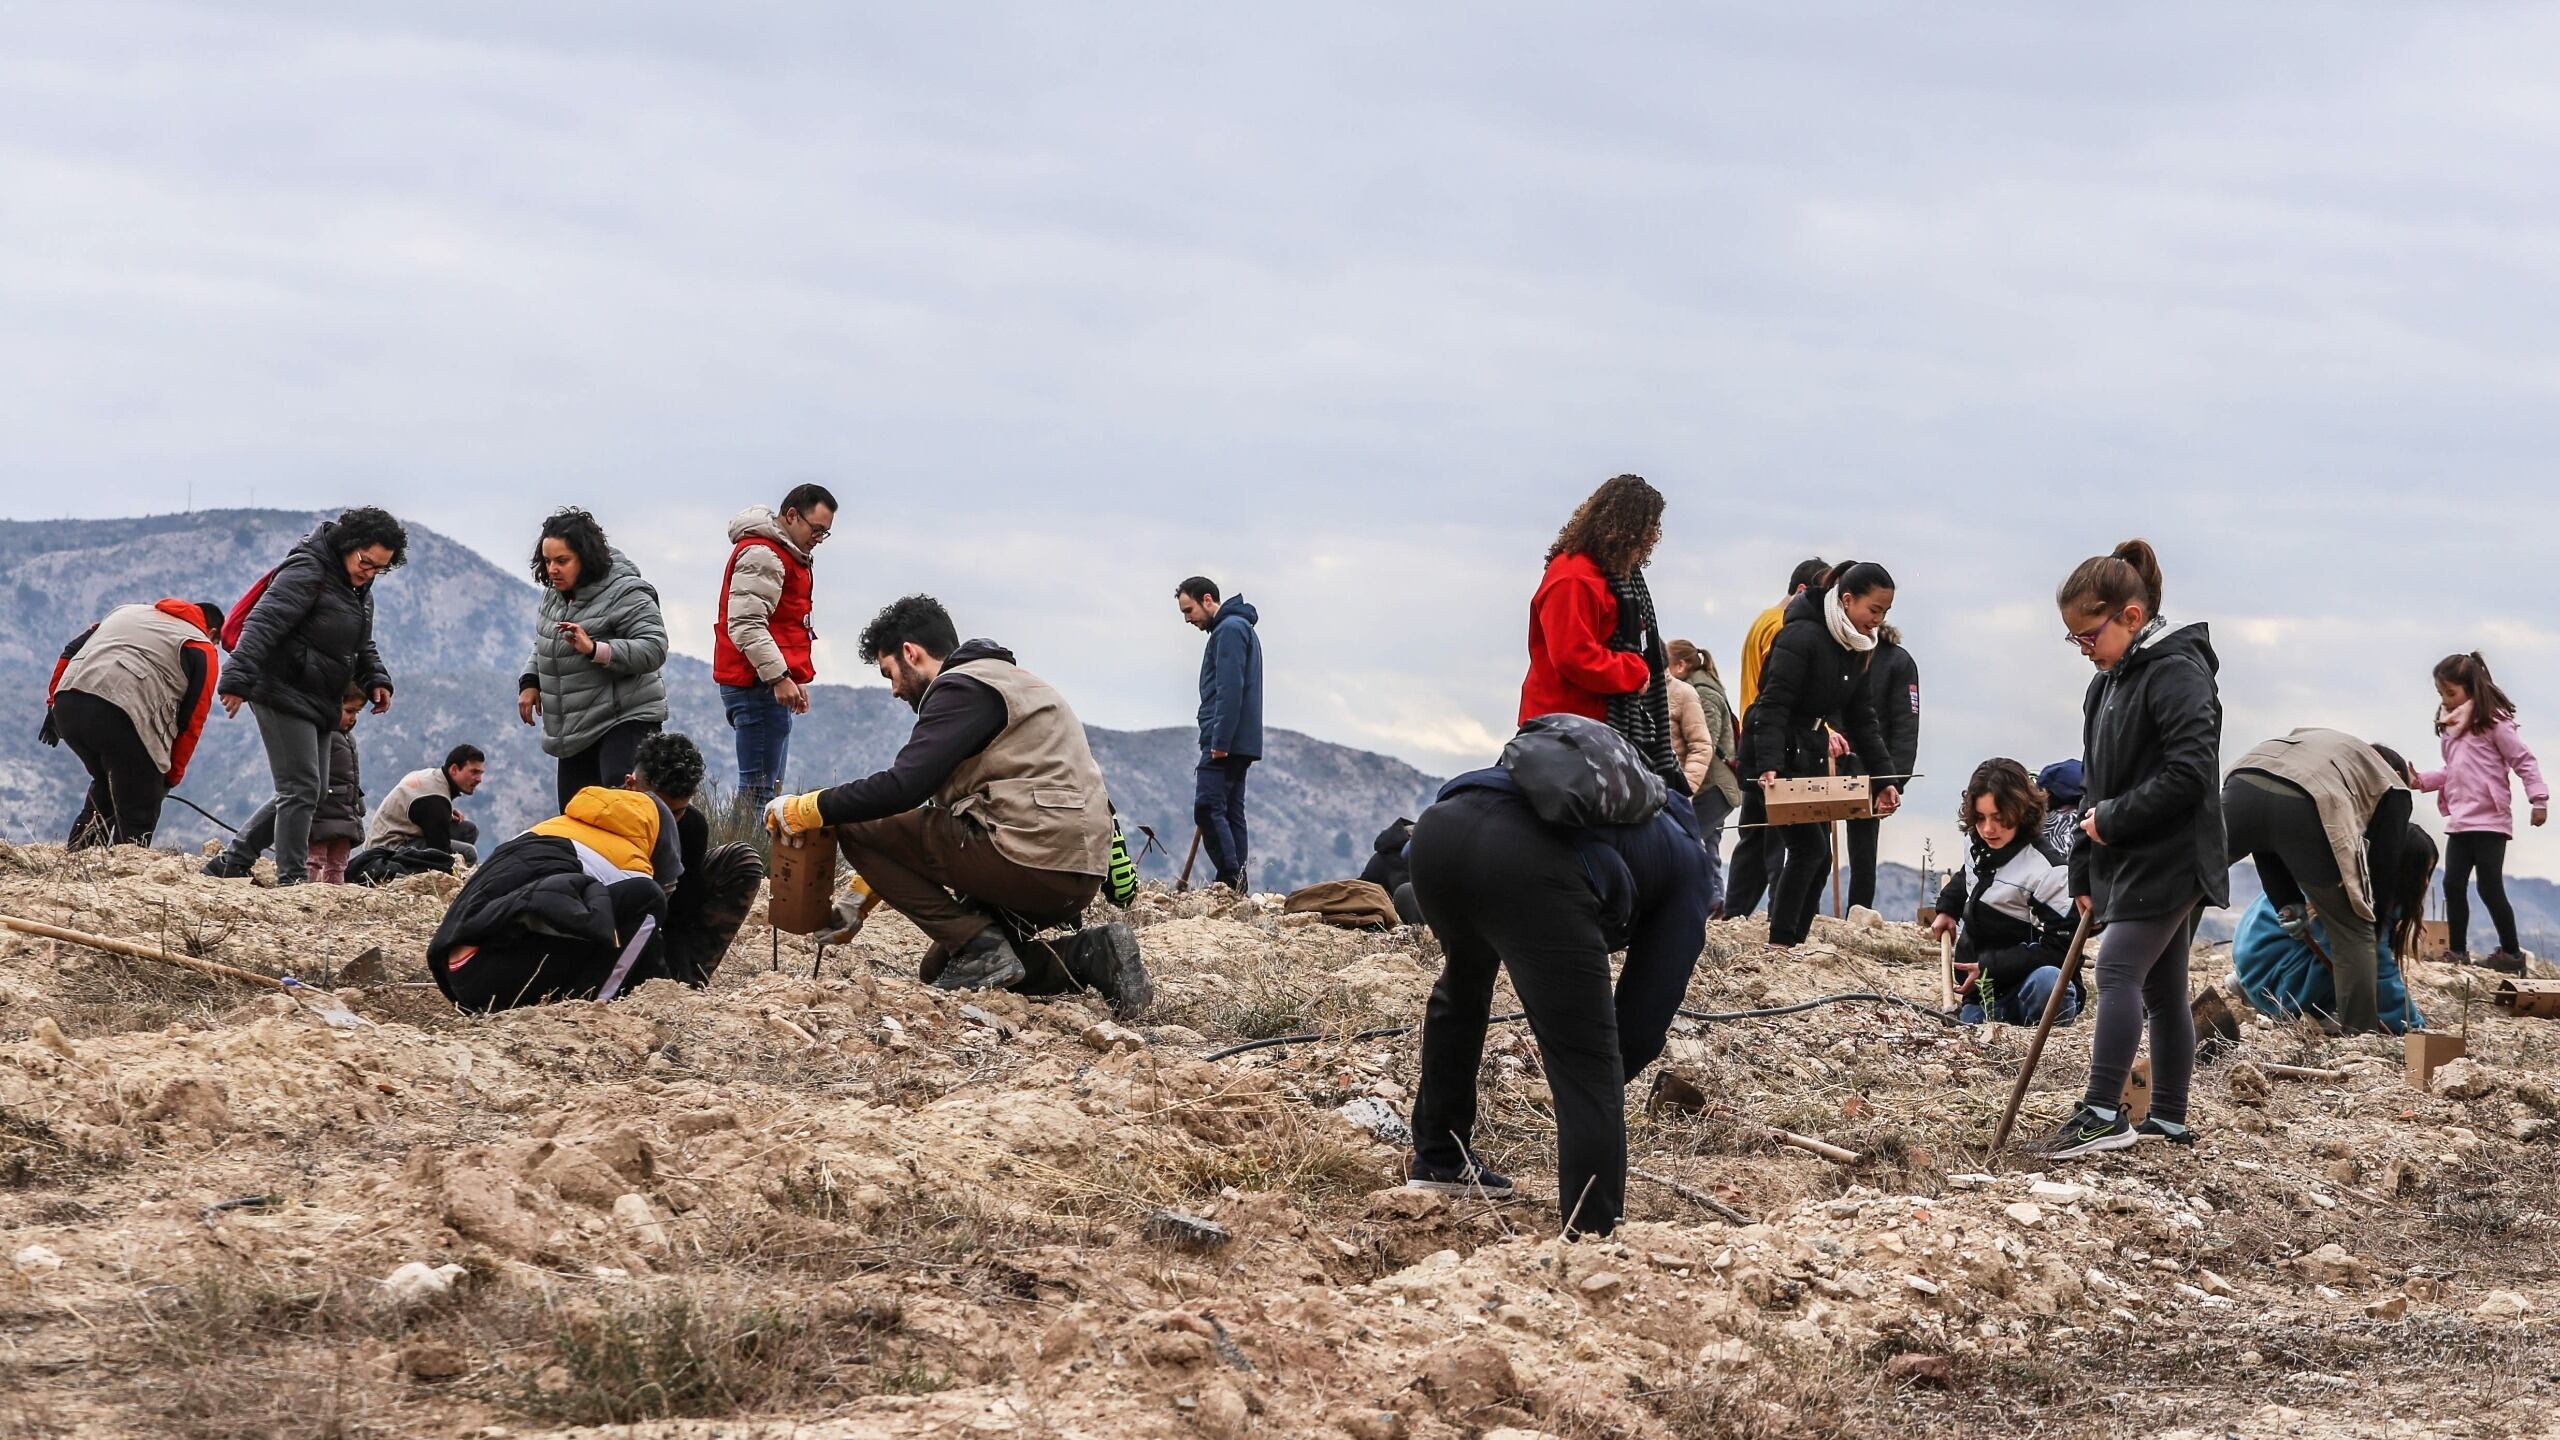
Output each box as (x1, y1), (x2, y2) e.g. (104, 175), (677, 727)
(13, 1244), (62, 1272)
(2004, 1202), (2044, 1228)
(380, 1261), (468, 1308)
(2028, 1180), (2089, 1204)
(612, 1193), (669, 1251)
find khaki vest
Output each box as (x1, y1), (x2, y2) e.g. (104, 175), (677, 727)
(530, 787), (662, 876)
(366, 767), (455, 849)
(933, 660), (1111, 876)
(58, 604), (204, 772)
(2233, 727), (2404, 919)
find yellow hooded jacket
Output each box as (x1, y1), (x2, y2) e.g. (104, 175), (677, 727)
(530, 787), (662, 877)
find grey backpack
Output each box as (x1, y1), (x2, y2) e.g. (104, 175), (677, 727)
(1500, 714), (1667, 828)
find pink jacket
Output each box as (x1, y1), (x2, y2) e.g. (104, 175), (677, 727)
(2416, 710), (2549, 836)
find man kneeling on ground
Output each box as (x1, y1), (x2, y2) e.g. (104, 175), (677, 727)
(427, 733), (756, 1010)
(1933, 758), (2081, 1026)
(762, 594), (1149, 1013)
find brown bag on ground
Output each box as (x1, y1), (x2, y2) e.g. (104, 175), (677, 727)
(1284, 879), (1400, 931)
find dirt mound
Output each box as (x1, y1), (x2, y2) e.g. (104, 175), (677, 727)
(3, 844), (2559, 1437)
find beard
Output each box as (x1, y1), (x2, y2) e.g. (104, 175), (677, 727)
(890, 655), (926, 710)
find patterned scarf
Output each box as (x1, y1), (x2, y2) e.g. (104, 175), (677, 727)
(1604, 567), (1681, 786)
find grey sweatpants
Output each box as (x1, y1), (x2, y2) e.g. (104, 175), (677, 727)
(2082, 906), (2200, 1124)
(240, 703), (331, 884)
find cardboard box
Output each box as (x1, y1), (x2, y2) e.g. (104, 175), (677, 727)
(2494, 978), (2560, 1017)
(2120, 1057), (2153, 1126)
(2413, 920), (2450, 960)
(1761, 775), (1873, 826)
(2406, 1031), (2467, 1091)
(766, 830), (839, 936)
(1916, 906), (1937, 930)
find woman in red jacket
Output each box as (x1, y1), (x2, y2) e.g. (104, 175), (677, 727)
(1520, 475), (1685, 793)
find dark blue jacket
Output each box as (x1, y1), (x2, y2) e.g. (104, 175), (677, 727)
(1439, 767), (1709, 958)
(1197, 596), (1264, 760)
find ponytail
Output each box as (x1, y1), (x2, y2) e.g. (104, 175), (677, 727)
(2433, 651), (2518, 734)
(2057, 537), (2163, 619)
(1824, 560), (1896, 599)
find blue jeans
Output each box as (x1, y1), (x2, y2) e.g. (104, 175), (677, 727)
(1194, 756), (1252, 886)
(721, 683), (795, 806)
(1961, 964), (2078, 1026)
(1696, 788), (1734, 916)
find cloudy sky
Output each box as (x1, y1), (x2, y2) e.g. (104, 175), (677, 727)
(6, 3), (2559, 883)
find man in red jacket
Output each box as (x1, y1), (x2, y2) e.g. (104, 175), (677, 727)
(714, 483), (836, 806)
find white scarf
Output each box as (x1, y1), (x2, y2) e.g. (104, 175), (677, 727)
(1825, 587), (1877, 654)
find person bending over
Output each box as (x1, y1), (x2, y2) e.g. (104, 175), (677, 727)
(630, 732), (766, 985)
(426, 743), (693, 1012)
(2221, 729), (2412, 1034)
(1404, 714), (1711, 1238)
(1932, 759), (2078, 1026)
(763, 595), (1150, 1014)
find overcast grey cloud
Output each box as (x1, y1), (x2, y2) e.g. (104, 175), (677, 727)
(5, 2), (2559, 878)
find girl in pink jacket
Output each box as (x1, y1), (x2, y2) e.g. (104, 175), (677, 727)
(2415, 652), (2549, 970)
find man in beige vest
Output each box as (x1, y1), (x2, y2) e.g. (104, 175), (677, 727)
(41, 599), (226, 846)
(765, 595), (1150, 1012)
(2222, 728), (2412, 1034)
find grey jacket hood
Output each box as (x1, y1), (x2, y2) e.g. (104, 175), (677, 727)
(727, 506), (813, 567)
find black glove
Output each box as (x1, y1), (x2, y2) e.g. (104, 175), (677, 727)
(37, 708), (58, 748)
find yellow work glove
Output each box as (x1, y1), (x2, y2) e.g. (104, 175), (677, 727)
(763, 791), (827, 843)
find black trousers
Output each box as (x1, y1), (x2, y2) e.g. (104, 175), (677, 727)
(556, 719), (662, 811)
(1724, 789), (1774, 916)
(1845, 816), (1883, 912)
(55, 691), (168, 848)
(1767, 821), (1834, 945)
(2445, 831), (2521, 955)
(1408, 789), (1683, 1238)
(2223, 770), (2381, 1032)
(440, 876), (668, 1012)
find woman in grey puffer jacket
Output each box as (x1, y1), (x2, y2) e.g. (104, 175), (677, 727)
(516, 508), (671, 808)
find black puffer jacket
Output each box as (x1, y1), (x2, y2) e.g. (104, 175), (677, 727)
(1854, 634), (1920, 782)
(222, 523), (394, 727)
(1357, 818), (1414, 893)
(2069, 621), (2228, 923)
(1743, 590), (1892, 783)
(426, 834), (616, 995)
(310, 730), (366, 844)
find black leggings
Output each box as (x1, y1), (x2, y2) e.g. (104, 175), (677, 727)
(556, 718), (662, 811)
(2445, 832), (2520, 955)
(1767, 821), (1834, 945)
(54, 691), (168, 847)
(1845, 816), (1883, 912)
(1408, 789), (1685, 1238)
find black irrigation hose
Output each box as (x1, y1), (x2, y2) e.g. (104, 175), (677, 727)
(1200, 990), (1959, 1062)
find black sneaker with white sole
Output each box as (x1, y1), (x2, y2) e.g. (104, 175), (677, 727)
(2135, 1117), (2195, 1147)
(2033, 1103), (2136, 1159)
(1405, 1156), (1514, 1199)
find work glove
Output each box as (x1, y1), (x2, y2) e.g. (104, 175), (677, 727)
(764, 792), (827, 843)
(816, 891), (870, 946)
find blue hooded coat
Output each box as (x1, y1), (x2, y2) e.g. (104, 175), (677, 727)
(1197, 596), (1263, 760)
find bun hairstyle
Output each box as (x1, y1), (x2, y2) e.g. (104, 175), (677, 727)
(1959, 757), (2047, 837)
(1823, 560), (1897, 598)
(2433, 652), (2518, 735)
(2057, 538), (2163, 620)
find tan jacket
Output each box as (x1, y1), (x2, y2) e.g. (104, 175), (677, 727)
(58, 604), (206, 774)
(935, 659), (1112, 876)
(2233, 727), (2404, 919)
(1669, 671), (1716, 795)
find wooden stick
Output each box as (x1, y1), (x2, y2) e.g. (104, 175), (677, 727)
(0, 915), (285, 991)
(1771, 1128), (1862, 1164)
(2260, 1062), (2350, 1082)
(1630, 1166), (1755, 1225)
(1177, 827), (1203, 891)
(1938, 932), (1956, 1011)
(1991, 911), (2095, 1154)
(1827, 743), (1845, 919)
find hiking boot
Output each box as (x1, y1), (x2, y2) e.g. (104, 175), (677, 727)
(931, 931), (1026, 992)
(1062, 922), (1153, 1016)
(2135, 1117), (2196, 1147)
(202, 852), (255, 880)
(1405, 1156), (1514, 1200)
(2032, 1102), (2136, 1160)
(2481, 949), (2528, 975)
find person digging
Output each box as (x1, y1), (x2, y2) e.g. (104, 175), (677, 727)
(763, 594), (1151, 1014)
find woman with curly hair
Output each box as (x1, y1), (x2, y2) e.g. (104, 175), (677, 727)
(517, 507), (671, 809)
(1518, 475), (1686, 792)
(206, 506), (405, 886)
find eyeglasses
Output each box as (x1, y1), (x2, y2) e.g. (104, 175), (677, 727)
(351, 554), (390, 577)
(2065, 607), (2130, 652)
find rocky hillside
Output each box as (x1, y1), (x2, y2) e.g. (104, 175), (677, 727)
(0, 511), (1438, 891)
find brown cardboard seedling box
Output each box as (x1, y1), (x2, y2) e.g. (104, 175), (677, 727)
(1916, 906), (1937, 929)
(2120, 1057), (2153, 1126)
(2413, 920), (2450, 959)
(766, 830), (839, 936)
(1762, 775), (1873, 826)
(2494, 978), (2560, 1018)
(2406, 1031), (2467, 1090)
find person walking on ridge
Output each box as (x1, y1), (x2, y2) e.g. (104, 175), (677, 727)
(1179, 576), (1263, 890)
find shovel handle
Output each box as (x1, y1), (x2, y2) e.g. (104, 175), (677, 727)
(1991, 910), (2095, 1155)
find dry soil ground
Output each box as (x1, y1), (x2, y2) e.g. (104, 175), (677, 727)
(5, 841), (2560, 1439)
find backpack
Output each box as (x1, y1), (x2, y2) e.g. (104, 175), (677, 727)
(1500, 713), (1667, 828)
(221, 564), (283, 652)
(1283, 880), (1401, 931)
